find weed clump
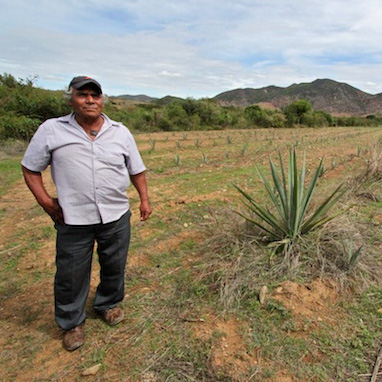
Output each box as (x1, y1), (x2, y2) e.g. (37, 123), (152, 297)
(202, 208), (381, 311)
(347, 140), (382, 201)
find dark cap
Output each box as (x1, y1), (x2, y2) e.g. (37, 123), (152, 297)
(69, 76), (102, 93)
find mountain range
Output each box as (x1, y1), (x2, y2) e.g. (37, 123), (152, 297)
(213, 79), (382, 116)
(117, 79), (382, 116)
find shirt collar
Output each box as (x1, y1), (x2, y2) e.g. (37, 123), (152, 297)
(58, 113), (118, 129)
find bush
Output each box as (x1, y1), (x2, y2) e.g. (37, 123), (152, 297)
(0, 113), (41, 140)
(0, 73), (72, 140)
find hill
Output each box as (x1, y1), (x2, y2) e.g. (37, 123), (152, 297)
(213, 79), (382, 116)
(116, 94), (157, 103)
(114, 94), (183, 105)
(115, 79), (382, 116)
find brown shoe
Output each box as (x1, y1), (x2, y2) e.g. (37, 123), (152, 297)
(99, 306), (124, 326)
(63, 325), (85, 351)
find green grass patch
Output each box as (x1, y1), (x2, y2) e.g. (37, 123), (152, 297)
(0, 157), (23, 196)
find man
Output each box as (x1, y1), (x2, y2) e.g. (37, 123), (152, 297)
(21, 76), (151, 351)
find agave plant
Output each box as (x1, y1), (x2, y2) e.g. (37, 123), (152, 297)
(234, 149), (344, 248)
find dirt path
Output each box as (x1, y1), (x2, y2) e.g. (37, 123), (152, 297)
(0, 176), (68, 380)
(0, 173), (211, 381)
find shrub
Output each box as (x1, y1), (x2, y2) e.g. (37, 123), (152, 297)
(0, 113), (41, 140)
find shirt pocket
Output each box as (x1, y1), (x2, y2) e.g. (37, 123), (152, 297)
(99, 154), (126, 168)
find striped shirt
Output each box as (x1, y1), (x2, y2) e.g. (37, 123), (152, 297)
(22, 113), (146, 225)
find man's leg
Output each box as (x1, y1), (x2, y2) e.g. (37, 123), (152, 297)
(93, 210), (131, 313)
(55, 223), (95, 331)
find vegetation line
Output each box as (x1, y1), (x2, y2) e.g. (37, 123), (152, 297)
(1, 73), (382, 141)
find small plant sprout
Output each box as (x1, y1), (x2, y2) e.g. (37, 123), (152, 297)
(148, 137), (156, 151)
(234, 149), (344, 254)
(241, 143), (248, 157)
(176, 140), (181, 149)
(345, 239), (363, 271)
(174, 154), (182, 167)
(227, 135), (233, 144)
(201, 152), (209, 164)
(195, 138), (201, 148)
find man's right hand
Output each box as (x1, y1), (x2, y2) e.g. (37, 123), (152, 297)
(43, 197), (64, 224)
(22, 166), (65, 224)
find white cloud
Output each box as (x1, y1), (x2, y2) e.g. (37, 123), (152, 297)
(1, 0), (382, 97)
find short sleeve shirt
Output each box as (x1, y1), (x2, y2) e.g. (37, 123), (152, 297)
(21, 113), (146, 225)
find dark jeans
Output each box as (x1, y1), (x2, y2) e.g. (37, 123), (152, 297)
(54, 210), (131, 330)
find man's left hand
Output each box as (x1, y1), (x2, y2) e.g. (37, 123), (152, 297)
(140, 200), (152, 221)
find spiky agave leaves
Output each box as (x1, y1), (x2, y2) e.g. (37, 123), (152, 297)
(234, 149), (344, 250)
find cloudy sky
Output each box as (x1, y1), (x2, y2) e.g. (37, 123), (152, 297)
(1, 0), (382, 98)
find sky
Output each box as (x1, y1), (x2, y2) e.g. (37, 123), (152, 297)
(1, 0), (382, 98)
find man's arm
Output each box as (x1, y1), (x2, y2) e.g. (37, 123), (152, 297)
(22, 166), (64, 223)
(130, 171), (152, 221)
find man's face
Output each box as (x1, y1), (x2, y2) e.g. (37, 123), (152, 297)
(70, 86), (103, 120)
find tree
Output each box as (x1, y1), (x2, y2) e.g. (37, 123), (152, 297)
(283, 99), (313, 126)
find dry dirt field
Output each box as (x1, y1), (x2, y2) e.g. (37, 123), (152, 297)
(2, 126), (382, 381)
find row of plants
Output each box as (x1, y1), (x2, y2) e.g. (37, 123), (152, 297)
(1, 72), (382, 140)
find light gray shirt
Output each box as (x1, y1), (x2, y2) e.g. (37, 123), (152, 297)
(22, 113), (146, 225)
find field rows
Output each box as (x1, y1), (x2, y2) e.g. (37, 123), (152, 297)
(2, 126), (382, 381)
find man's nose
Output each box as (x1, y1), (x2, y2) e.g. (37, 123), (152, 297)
(85, 94), (95, 102)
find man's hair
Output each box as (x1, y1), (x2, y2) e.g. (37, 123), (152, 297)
(64, 87), (108, 103)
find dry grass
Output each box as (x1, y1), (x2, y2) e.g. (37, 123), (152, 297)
(347, 139), (382, 200)
(200, 143), (382, 310)
(0, 139), (27, 159)
(202, 209), (382, 311)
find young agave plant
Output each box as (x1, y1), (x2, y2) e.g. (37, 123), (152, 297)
(234, 149), (344, 248)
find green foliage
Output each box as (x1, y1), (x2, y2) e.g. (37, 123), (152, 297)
(1, 71), (381, 140)
(0, 113), (40, 140)
(244, 105), (286, 128)
(0, 73), (20, 88)
(283, 99), (313, 126)
(0, 73), (71, 140)
(105, 97), (245, 132)
(234, 149), (344, 247)
(160, 98), (237, 131)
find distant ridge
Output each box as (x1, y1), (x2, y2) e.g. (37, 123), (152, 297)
(115, 94), (184, 105)
(114, 79), (382, 116)
(213, 79), (382, 116)
(116, 94), (157, 103)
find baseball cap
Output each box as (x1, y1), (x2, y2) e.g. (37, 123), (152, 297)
(69, 76), (102, 93)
